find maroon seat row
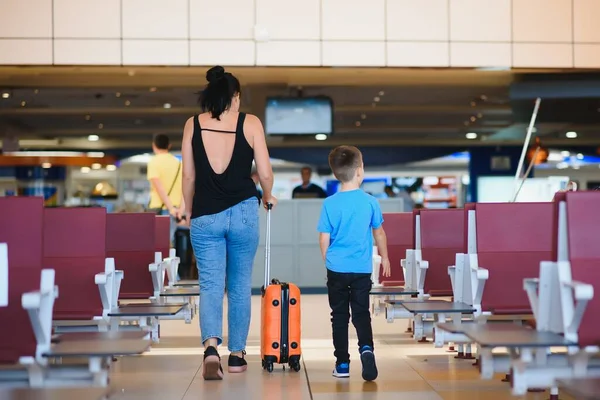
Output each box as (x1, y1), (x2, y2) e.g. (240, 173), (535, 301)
(0, 197), (171, 365)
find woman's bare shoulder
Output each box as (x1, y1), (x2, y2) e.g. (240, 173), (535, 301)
(243, 113), (263, 128)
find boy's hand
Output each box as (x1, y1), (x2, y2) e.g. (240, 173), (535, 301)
(381, 257), (391, 277)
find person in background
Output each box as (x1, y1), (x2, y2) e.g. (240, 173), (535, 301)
(292, 166), (327, 198)
(384, 185), (396, 198)
(317, 145), (391, 382)
(147, 134), (184, 243)
(181, 65), (276, 380)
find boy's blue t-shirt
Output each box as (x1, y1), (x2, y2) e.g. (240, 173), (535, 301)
(317, 189), (384, 274)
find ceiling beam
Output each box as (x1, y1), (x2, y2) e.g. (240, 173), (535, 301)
(0, 66), (527, 88)
(0, 104), (511, 116)
(4, 136), (599, 150)
(23, 125), (505, 137)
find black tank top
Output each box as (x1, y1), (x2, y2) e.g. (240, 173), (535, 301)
(191, 112), (259, 218)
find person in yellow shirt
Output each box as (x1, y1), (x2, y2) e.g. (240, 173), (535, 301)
(147, 134), (184, 242)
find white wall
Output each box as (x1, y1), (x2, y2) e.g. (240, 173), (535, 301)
(1, 0), (599, 68)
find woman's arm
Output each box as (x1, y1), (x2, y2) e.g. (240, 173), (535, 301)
(181, 117), (195, 218)
(247, 114), (275, 205)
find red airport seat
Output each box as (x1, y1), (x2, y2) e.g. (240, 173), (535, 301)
(0, 197), (44, 364)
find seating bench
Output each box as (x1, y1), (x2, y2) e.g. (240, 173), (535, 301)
(52, 331), (149, 343)
(42, 338), (151, 359)
(461, 324), (576, 349)
(460, 192), (600, 397)
(434, 202), (556, 358)
(0, 198), (152, 388)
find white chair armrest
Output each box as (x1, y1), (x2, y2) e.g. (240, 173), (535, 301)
(563, 280), (594, 301)
(22, 292), (41, 309)
(476, 268), (489, 280)
(95, 273), (107, 285)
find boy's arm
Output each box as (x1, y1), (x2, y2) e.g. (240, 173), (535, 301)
(371, 200), (391, 276)
(372, 226), (389, 260)
(319, 233), (330, 261)
(317, 203), (332, 262)
(373, 226), (391, 277)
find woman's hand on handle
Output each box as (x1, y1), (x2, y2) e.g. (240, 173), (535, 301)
(263, 195), (278, 210)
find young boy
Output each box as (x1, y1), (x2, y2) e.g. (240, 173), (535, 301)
(317, 145), (391, 381)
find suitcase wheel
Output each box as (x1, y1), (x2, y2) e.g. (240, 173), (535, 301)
(265, 362), (273, 373)
(289, 360), (301, 372)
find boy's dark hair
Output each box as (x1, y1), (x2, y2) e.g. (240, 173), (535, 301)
(328, 145), (362, 183)
(199, 65), (241, 120)
(153, 134), (170, 150)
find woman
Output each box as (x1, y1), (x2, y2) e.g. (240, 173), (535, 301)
(181, 66), (276, 380)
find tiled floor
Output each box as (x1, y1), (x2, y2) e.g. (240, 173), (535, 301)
(105, 295), (563, 400)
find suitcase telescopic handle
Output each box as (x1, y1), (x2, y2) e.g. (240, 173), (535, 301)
(263, 202), (273, 289)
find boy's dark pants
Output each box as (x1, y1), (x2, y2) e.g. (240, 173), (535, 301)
(326, 269), (374, 364)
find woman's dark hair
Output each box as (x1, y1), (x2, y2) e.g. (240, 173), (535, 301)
(199, 66), (241, 120)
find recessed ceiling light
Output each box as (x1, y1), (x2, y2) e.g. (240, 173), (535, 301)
(361, 113), (367, 120)
(470, 116), (476, 122)
(91, 163), (102, 170)
(2, 92), (10, 99)
(465, 132), (477, 139)
(20, 101), (26, 107)
(125, 100), (131, 106)
(374, 97), (380, 102)
(106, 165), (117, 171)
(85, 114), (91, 121)
(378, 91), (385, 96)
(34, 89), (39, 94)
(41, 163), (51, 169)
(315, 134), (327, 141)
(355, 121), (361, 127)
(566, 131), (577, 139)
(577, 153), (584, 160)
(80, 167), (91, 173)
(98, 123), (104, 129)
(163, 103), (172, 109)
(149, 87), (157, 92)
(115, 92), (121, 98)
(88, 135), (99, 142)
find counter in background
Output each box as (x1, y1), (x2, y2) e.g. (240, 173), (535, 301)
(250, 198), (406, 293)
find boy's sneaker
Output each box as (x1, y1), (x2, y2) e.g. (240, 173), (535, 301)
(332, 362), (350, 378)
(359, 346), (378, 381)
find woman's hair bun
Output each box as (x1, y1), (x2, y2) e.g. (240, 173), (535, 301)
(206, 66), (225, 83)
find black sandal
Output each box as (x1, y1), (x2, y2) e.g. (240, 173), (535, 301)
(228, 350), (247, 373)
(203, 346), (224, 380)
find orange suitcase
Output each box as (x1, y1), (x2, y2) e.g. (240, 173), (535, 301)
(260, 204), (302, 373)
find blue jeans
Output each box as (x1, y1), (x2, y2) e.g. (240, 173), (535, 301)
(190, 197), (260, 352)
